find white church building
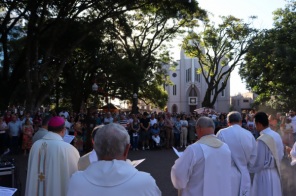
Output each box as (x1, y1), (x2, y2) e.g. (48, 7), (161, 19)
(165, 49), (231, 114)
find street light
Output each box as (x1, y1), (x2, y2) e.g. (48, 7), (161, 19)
(92, 83), (99, 109)
(92, 83), (98, 92)
(132, 93), (138, 114)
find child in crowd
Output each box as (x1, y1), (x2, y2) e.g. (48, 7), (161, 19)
(151, 123), (161, 147)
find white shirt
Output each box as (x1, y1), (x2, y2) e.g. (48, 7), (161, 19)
(150, 118), (157, 126)
(290, 142), (296, 166)
(21, 117), (33, 125)
(0, 122), (7, 133)
(180, 120), (188, 127)
(290, 116), (296, 133)
(104, 117), (113, 124)
(59, 111), (69, 119)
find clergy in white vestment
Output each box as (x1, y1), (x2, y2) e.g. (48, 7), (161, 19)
(67, 123), (161, 196)
(25, 116), (80, 196)
(216, 111), (257, 196)
(32, 115), (51, 144)
(250, 112), (284, 196)
(287, 141), (296, 166)
(171, 117), (232, 196)
(77, 125), (104, 170)
(285, 142), (296, 195)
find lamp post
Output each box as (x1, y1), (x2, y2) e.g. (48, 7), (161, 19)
(92, 83), (98, 92)
(132, 93), (138, 114)
(92, 83), (99, 109)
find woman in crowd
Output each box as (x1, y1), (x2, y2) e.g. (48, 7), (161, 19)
(180, 114), (188, 148)
(246, 114), (258, 138)
(68, 116), (76, 135)
(22, 119), (34, 155)
(173, 115), (182, 148)
(33, 112), (42, 132)
(284, 142), (296, 195)
(187, 115), (197, 144)
(215, 114), (227, 134)
(73, 121), (84, 155)
(131, 115), (140, 151)
(269, 114), (278, 132)
(158, 115), (166, 147)
(281, 117), (294, 148)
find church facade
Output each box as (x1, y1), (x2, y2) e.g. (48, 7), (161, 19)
(165, 49), (230, 114)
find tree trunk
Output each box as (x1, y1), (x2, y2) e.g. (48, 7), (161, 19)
(202, 89), (214, 108)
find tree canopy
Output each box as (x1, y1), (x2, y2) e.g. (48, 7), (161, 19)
(0, 0), (207, 112)
(239, 1), (296, 111)
(183, 15), (258, 108)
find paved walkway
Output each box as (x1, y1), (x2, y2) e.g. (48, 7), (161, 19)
(1, 148), (296, 196)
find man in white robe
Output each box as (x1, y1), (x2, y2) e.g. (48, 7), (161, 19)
(77, 125), (104, 170)
(171, 117), (232, 196)
(32, 116), (51, 144)
(25, 116), (80, 196)
(285, 142), (296, 195)
(250, 112), (284, 196)
(67, 123), (161, 196)
(216, 111), (257, 196)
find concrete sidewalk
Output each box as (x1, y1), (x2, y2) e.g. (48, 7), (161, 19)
(2, 148), (296, 196)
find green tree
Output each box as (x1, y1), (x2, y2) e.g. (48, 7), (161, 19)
(108, 3), (206, 112)
(0, 0), (205, 112)
(183, 16), (258, 108)
(240, 1), (296, 111)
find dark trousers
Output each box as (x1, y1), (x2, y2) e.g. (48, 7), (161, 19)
(10, 136), (19, 154)
(0, 133), (8, 154)
(132, 135), (139, 149)
(174, 133), (180, 147)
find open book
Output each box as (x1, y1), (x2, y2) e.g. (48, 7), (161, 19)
(127, 159), (145, 167)
(173, 147), (184, 157)
(0, 186), (17, 196)
(63, 135), (75, 143)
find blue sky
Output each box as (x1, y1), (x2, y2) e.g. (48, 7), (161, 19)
(197, 0), (287, 95)
(198, 0), (286, 29)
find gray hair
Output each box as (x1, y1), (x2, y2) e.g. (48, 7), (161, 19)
(91, 125), (104, 140)
(196, 117), (215, 129)
(94, 123), (130, 159)
(227, 111), (242, 123)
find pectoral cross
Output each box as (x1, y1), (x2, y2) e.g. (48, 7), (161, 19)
(38, 172), (45, 181)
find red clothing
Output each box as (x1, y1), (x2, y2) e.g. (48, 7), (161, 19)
(4, 115), (12, 124)
(22, 125), (33, 150)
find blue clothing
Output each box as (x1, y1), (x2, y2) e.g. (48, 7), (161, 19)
(173, 121), (182, 134)
(132, 135), (139, 150)
(174, 133), (180, 147)
(151, 128), (160, 135)
(8, 121), (21, 136)
(95, 118), (102, 125)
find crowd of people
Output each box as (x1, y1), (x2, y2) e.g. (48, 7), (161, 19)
(0, 107), (227, 155)
(1, 106), (296, 195)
